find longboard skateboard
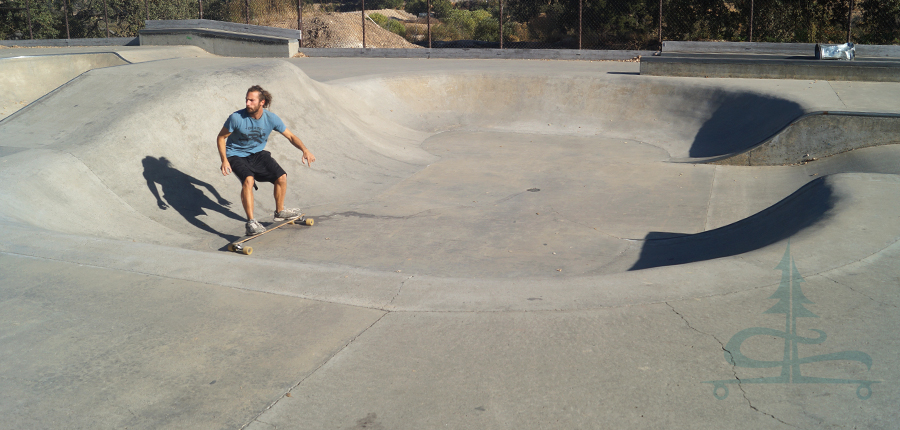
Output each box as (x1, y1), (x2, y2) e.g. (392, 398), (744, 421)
(228, 215), (314, 255)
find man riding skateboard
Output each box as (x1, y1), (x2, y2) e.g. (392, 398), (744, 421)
(217, 85), (316, 235)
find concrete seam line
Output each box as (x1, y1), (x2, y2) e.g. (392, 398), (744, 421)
(388, 275), (414, 306)
(248, 419), (276, 429)
(548, 204), (633, 241)
(703, 166), (718, 232)
(819, 274), (899, 309)
(0, 249), (388, 311)
(826, 81), (849, 109)
(2, 243), (803, 313)
(0, 247), (784, 314)
(239, 311), (391, 430)
(62, 150), (150, 223)
(11, 209), (899, 313)
(811, 235), (900, 283)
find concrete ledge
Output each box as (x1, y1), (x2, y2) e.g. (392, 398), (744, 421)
(299, 48), (652, 61)
(856, 44), (900, 57)
(139, 27), (298, 58)
(663, 40), (900, 58)
(663, 41), (816, 55)
(710, 112), (900, 166)
(0, 37), (137, 47)
(144, 19), (302, 40)
(640, 54), (900, 82)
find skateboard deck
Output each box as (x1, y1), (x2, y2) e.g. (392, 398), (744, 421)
(228, 215), (314, 255)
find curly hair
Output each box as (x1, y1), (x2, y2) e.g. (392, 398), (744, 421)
(247, 85), (273, 108)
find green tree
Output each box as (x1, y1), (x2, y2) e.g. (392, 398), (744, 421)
(545, 0), (659, 48)
(406, 0), (452, 18)
(856, 0), (900, 44)
(744, 0), (847, 43)
(368, 0), (403, 10)
(0, 0), (63, 39)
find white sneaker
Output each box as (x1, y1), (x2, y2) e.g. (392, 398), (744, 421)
(274, 208), (302, 222)
(245, 219), (265, 235)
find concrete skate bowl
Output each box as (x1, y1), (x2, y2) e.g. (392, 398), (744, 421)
(3, 57), (900, 307)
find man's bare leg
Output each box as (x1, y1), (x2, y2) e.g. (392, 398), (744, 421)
(241, 177), (255, 220)
(274, 174), (287, 213)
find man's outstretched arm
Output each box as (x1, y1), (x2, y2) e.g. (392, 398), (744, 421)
(217, 126), (232, 175)
(143, 172), (168, 209)
(281, 130), (316, 166)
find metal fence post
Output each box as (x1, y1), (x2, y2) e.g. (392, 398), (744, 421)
(427, 0), (431, 48)
(846, 0), (854, 43)
(199, 0), (203, 19)
(298, 0), (303, 47)
(361, 0), (366, 48)
(103, 0), (110, 38)
(499, 0), (503, 49)
(749, 0), (754, 42)
(145, 0), (149, 21)
(26, 0), (33, 39)
(64, 0), (71, 39)
(245, 0), (249, 24)
(658, 0), (662, 49)
(578, 0), (582, 49)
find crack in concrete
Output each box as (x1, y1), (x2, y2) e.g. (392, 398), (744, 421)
(251, 419), (276, 429)
(389, 275), (414, 306)
(584, 244), (636, 275)
(821, 274), (898, 308)
(317, 210), (415, 221)
(493, 190), (529, 204)
(548, 205), (634, 241)
(827, 81), (849, 109)
(665, 302), (798, 429)
(745, 398), (799, 428)
(240, 311), (390, 430)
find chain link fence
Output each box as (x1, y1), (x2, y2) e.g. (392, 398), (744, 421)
(2, 0), (898, 49)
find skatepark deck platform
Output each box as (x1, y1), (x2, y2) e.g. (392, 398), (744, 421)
(641, 52), (900, 82)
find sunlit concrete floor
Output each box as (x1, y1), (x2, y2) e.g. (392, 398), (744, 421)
(1, 50), (899, 429)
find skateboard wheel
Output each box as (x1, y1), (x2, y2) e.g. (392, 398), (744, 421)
(228, 244), (235, 252)
(242, 246), (253, 255)
(303, 218), (314, 226)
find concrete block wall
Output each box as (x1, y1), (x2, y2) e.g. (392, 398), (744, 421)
(139, 20), (300, 58)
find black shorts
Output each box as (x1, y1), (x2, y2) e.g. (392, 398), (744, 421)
(228, 150), (287, 184)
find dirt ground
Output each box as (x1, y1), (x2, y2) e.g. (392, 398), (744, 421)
(264, 9), (422, 49)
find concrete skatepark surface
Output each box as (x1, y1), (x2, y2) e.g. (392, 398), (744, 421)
(1, 48), (899, 428)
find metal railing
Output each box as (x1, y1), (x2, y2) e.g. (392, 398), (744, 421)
(1, 0), (898, 49)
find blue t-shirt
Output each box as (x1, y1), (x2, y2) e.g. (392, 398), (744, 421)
(223, 109), (287, 157)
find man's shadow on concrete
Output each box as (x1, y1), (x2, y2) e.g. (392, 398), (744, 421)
(142, 156), (244, 241)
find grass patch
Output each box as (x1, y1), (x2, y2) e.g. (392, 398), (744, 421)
(370, 12), (407, 37)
